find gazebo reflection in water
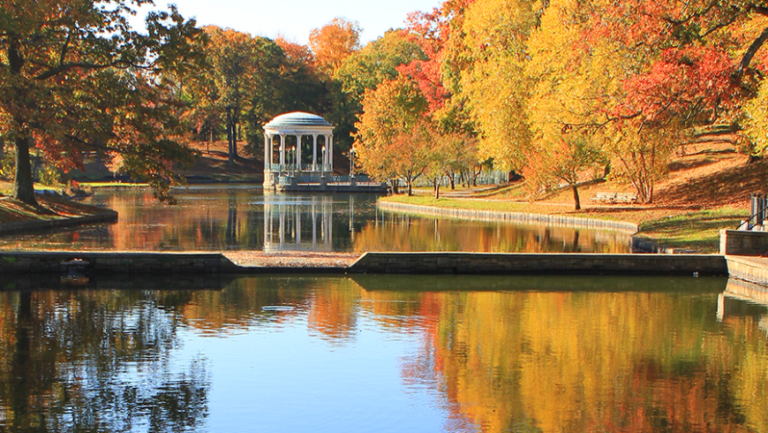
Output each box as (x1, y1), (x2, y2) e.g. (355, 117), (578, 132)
(263, 195), (359, 252)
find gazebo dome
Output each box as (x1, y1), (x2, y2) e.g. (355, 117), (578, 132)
(264, 112), (332, 129)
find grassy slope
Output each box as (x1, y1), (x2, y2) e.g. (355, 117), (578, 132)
(0, 194), (109, 224)
(382, 140), (754, 253)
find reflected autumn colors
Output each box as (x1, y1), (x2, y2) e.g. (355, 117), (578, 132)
(0, 187), (631, 252)
(1, 275), (767, 432)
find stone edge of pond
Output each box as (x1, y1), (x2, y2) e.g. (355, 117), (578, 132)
(376, 201), (639, 234)
(724, 255), (768, 287)
(0, 251), (729, 277)
(0, 209), (118, 236)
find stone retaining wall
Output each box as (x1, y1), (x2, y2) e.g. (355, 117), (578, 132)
(0, 251), (729, 276)
(0, 251), (239, 275)
(0, 210), (118, 235)
(720, 229), (768, 255)
(348, 252), (727, 275)
(725, 255), (768, 287)
(378, 201), (639, 234)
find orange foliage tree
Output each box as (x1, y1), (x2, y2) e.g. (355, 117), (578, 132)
(308, 18), (362, 76)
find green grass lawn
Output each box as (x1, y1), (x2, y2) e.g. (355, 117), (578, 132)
(637, 207), (747, 253)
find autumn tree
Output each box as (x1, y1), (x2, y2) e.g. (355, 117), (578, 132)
(308, 18), (362, 76)
(203, 27), (282, 164)
(0, 0), (204, 205)
(335, 30), (426, 106)
(354, 75), (430, 195)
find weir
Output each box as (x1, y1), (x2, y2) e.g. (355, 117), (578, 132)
(0, 251), (728, 276)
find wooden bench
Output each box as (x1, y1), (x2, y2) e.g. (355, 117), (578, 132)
(591, 192), (638, 204)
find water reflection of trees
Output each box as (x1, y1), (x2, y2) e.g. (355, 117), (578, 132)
(0, 190), (631, 253)
(195, 275), (764, 433)
(0, 290), (210, 432)
(352, 276), (767, 433)
(354, 212), (632, 253)
(2, 275), (766, 433)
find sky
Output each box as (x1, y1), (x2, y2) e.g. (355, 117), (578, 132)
(134, 0), (442, 45)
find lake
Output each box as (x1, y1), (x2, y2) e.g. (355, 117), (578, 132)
(0, 186), (631, 253)
(0, 275), (765, 432)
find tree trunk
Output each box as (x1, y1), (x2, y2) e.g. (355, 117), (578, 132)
(571, 183), (581, 210)
(13, 135), (37, 206)
(434, 178), (440, 199)
(32, 151), (40, 179)
(407, 178), (413, 196)
(0, 136), (4, 162)
(225, 108), (234, 166)
(233, 122), (239, 159)
(448, 172), (455, 190)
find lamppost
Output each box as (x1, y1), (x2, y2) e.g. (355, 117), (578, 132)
(321, 145), (326, 174)
(349, 147), (356, 177)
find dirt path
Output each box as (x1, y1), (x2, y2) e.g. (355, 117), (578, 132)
(222, 251), (361, 268)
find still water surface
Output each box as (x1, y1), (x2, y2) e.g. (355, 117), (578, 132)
(0, 275), (766, 432)
(0, 186), (631, 252)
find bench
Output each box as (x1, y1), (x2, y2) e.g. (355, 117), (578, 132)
(591, 192), (638, 204)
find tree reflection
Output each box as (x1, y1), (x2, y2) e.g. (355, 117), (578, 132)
(0, 289), (210, 433)
(0, 275), (765, 433)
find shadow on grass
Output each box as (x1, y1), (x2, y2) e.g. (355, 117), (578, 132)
(639, 211), (747, 253)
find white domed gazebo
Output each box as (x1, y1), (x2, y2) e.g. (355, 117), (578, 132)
(263, 112), (335, 189)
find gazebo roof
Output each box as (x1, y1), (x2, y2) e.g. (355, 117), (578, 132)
(264, 111), (333, 130)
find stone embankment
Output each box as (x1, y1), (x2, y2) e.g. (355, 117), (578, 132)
(377, 201), (639, 233)
(0, 251), (728, 276)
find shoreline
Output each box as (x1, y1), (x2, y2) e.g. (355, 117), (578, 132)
(0, 196), (118, 235)
(377, 200), (639, 234)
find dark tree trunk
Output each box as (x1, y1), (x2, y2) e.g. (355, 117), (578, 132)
(31, 151), (40, 179)
(407, 178), (413, 196)
(447, 172), (455, 190)
(391, 179), (399, 194)
(233, 121), (239, 159)
(225, 107), (234, 165)
(434, 178), (441, 199)
(13, 135), (37, 206)
(9, 40), (36, 206)
(0, 136), (4, 162)
(571, 183), (581, 210)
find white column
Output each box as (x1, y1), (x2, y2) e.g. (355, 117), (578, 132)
(312, 134), (318, 171)
(269, 135), (274, 167)
(329, 134), (334, 173)
(296, 134), (302, 172)
(324, 134), (330, 171)
(279, 134), (285, 172)
(264, 133), (269, 171)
